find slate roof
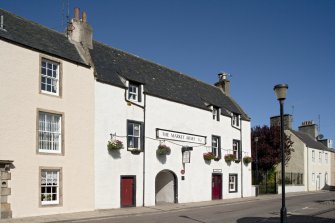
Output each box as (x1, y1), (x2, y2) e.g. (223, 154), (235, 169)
(0, 8), (86, 66)
(291, 130), (332, 152)
(90, 41), (250, 120)
(0, 8), (250, 121)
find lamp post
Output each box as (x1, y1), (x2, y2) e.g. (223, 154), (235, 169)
(274, 84), (288, 223)
(255, 137), (259, 185)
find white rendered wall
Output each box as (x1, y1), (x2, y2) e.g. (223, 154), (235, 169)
(307, 147), (331, 191)
(94, 81), (144, 209)
(144, 95), (252, 206)
(94, 79), (252, 209)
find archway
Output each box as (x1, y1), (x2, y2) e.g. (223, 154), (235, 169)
(155, 170), (178, 204)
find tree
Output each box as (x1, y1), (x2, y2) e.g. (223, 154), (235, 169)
(251, 125), (294, 171)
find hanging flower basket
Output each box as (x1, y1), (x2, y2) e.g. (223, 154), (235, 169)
(224, 154), (236, 162)
(156, 144), (171, 155)
(243, 156), (252, 164)
(203, 152), (215, 161)
(107, 139), (123, 151)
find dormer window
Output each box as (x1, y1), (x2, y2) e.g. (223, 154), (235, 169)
(212, 106), (220, 121)
(232, 113), (240, 128)
(127, 82), (142, 102)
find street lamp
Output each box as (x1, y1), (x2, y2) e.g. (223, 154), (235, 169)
(255, 137), (259, 185)
(274, 84), (288, 223)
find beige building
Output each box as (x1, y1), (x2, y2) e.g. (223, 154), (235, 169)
(0, 8), (95, 218)
(271, 115), (334, 192)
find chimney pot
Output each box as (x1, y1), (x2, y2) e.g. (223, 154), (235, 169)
(215, 72), (230, 96)
(82, 11), (87, 23)
(74, 7), (80, 21)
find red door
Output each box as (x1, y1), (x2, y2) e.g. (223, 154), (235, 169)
(212, 174), (222, 200)
(121, 177), (135, 207)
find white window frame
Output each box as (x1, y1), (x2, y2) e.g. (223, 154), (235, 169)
(229, 174), (238, 193)
(312, 150), (315, 162)
(319, 152), (322, 163)
(41, 59), (60, 96)
(127, 121), (141, 150)
(212, 107), (220, 121)
(38, 112), (62, 154)
(312, 173), (315, 183)
(212, 135), (220, 158)
(40, 169), (60, 205)
(233, 140), (240, 160)
(232, 113), (240, 128)
(128, 83), (138, 101)
(325, 153), (328, 164)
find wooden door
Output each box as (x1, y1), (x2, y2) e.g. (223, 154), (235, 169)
(121, 176), (135, 207)
(212, 174), (222, 200)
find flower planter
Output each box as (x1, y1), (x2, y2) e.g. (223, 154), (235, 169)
(130, 149), (141, 154)
(156, 144), (171, 155)
(107, 139), (123, 152)
(203, 152), (215, 161)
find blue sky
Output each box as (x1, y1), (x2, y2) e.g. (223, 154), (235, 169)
(1, 0), (335, 143)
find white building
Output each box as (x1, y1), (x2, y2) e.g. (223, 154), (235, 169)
(0, 7), (253, 218)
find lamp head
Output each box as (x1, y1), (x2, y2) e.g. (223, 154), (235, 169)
(274, 84), (288, 101)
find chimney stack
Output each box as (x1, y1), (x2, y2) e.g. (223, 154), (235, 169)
(270, 114), (292, 130)
(67, 7), (93, 49)
(298, 120), (318, 140)
(215, 72), (230, 96)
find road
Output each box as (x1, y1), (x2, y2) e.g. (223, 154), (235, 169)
(51, 192), (335, 223)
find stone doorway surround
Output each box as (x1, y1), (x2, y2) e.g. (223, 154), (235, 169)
(0, 160), (13, 219)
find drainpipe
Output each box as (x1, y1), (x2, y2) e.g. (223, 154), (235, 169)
(307, 146), (309, 192)
(240, 120), (243, 198)
(142, 93), (146, 206)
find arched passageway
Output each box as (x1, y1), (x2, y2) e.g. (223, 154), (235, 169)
(155, 170), (178, 204)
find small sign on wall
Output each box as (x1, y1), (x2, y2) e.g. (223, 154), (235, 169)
(182, 151), (191, 163)
(156, 129), (206, 145)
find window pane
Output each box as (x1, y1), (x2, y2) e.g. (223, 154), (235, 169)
(41, 60), (59, 95)
(38, 112), (61, 153)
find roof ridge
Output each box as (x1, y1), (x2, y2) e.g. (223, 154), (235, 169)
(291, 129), (331, 151)
(92, 40), (220, 91)
(0, 8), (67, 39)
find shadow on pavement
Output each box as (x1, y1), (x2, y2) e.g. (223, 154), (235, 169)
(237, 215), (334, 223)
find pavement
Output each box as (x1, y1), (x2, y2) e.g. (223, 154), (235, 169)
(0, 191), (333, 223)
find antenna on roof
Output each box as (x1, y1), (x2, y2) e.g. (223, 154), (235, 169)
(318, 114), (321, 133)
(62, 0), (70, 32)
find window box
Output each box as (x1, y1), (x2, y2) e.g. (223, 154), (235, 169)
(203, 152), (215, 161)
(107, 139), (124, 151)
(156, 144), (171, 155)
(130, 149), (142, 155)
